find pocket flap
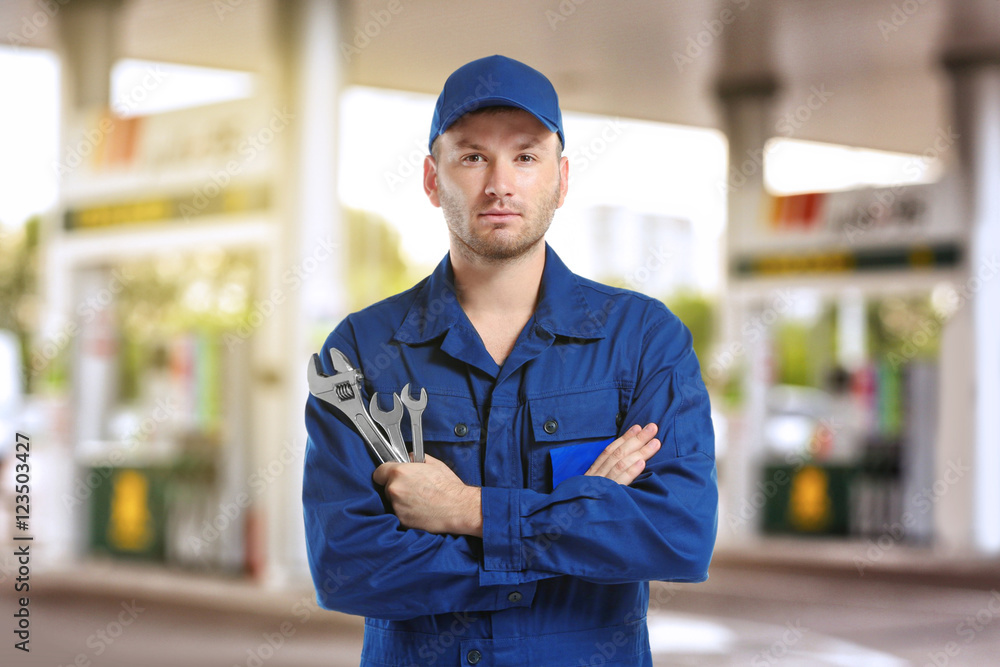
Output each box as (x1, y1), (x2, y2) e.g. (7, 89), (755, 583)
(399, 392), (481, 443)
(528, 387), (620, 442)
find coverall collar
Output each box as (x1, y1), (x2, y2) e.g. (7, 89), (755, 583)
(392, 242), (608, 348)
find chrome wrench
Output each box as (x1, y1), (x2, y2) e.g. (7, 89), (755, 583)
(400, 383), (427, 463)
(369, 393), (409, 462)
(307, 349), (407, 464)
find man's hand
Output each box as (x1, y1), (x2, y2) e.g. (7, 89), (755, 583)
(585, 423), (661, 485)
(372, 454), (482, 537)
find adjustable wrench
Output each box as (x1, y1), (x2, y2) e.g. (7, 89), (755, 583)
(307, 349), (407, 464)
(400, 383), (427, 463)
(369, 393), (408, 462)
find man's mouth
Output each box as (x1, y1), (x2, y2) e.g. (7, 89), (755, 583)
(478, 208), (521, 222)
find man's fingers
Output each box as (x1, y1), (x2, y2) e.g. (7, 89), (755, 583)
(617, 443), (659, 484)
(610, 457), (647, 485)
(587, 423), (658, 478)
(375, 453), (442, 485)
(638, 437), (662, 460)
(585, 425), (641, 476)
(605, 438), (659, 482)
(372, 461), (400, 486)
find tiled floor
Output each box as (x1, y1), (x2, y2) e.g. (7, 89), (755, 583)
(3, 559), (999, 666)
(647, 612), (908, 665)
(656, 563), (1000, 666)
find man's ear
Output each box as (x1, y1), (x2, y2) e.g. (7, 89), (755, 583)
(424, 155), (441, 208)
(556, 154), (569, 208)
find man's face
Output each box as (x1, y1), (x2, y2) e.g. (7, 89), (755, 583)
(424, 108), (569, 263)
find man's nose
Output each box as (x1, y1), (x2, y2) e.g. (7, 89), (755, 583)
(484, 160), (515, 198)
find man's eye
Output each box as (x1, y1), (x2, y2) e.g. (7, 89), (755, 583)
(463, 154), (484, 163)
(517, 155), (536, 163)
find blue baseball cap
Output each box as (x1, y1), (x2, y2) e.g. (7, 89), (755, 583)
(428, 55), (565, 154)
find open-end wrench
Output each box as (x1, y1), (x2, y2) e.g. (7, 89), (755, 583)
(369, 393), (408, 462)
(400, 383), (427, 463)
(307, 349), (407, 464)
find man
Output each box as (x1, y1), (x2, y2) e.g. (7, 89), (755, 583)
(303, 55), (717, 666)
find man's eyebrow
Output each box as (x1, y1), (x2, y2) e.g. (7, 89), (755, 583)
(451, 137), (549, 152)
(453, 139), (486, 151)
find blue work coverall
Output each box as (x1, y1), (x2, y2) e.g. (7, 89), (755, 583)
(303, 243), (718, 666)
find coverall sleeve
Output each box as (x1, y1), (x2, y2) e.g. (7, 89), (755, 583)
(302, 332), (541, 621)
(479, 312), (719, 587)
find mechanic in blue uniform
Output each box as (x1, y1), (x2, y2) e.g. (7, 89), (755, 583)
(303, 54), (718, 666)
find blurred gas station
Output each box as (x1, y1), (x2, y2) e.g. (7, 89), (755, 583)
(1, 0), (999, 665)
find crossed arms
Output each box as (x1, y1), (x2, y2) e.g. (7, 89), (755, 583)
(371, 422), (663, 537)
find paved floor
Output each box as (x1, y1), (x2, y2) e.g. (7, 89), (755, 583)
(659, 564), (1000, 665)
(2, 559), (999, 666)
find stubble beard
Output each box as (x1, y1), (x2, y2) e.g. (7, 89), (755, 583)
(439, 178), (562, 265)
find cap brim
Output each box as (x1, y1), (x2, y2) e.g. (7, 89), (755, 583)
(436, 96), (563, 145)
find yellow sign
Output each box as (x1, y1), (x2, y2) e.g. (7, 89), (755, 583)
(734, 242), (961, 277)
(107, 470), (154, 552)
(787, 465), (832, 532)
(64, 185), (270, 230)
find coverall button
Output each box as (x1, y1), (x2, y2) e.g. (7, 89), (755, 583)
(454, 423), (468, 437)
(543, 419), (558, 434)
(467, 649), (482, 664)
(508, 591), (522, 602)
(616, 412), (625, 427)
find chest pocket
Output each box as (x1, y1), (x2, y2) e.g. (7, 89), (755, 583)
(398, 392), (482, 486)
(526, 387), (622, 492)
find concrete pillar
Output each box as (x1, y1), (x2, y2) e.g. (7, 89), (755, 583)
(714, 80), (778, 546)
(713, 0), (780, 545)
(58, 0), (121, 110)
(941, 0), (1000, 554)
(52, 0), (122, 561)
(258, 0), (346, 586)
(50, 0), (121, 348)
